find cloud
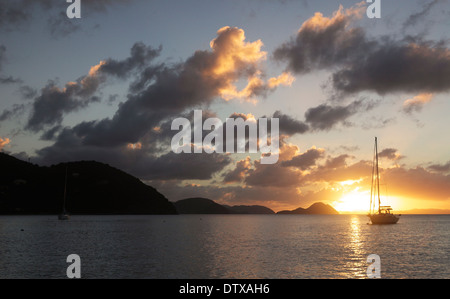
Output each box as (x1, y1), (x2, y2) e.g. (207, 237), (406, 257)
(25, 77), (102, 132)
(25, 43), (161, 132)
(48, 27), (290, 149)
(331, 38), (450, 95)
(322, 154), (352, 169)
(47, 11), (82, 39)
(281, 147), (324, 169)
(0, 44), (6, 70)
(273, 4), (367, 74)
(402, 93), (433, 114)
(304, 99), (371, 130)
(428, 161), (450, 173)
(0, 1), (32, 31)
(99, 42), (162, 78)
(384, 166), (450, 201)
(35, 126), (231, 181)
(0, 75), (21, 84)
(206, 26), (294, 102)
(274, 3), (450, 97)
(0, 44), (21, 84)
(131, 150), (231, 181)
(243, 141), (324, 188)
(307, 159), (372, 184)
(378, 148), (403, 160)
(403, 0), (442, 29)
(0, 0), (131, 34)
(273, 110), (309, 136)
(0, 104), (25, 122)
(147, 143), (450, 212)
(222, 156), (252, 183)
(0, 137), (11, 150)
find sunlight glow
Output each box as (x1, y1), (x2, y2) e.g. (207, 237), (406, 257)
(333, 188), (370, 213)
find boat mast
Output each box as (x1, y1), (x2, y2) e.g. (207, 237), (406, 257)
(369, 140), (375, 215)
(62, 165), (68, 213)
(375, 137), (381, 214)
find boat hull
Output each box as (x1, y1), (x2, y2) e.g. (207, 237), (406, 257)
(369, 213), (399, 224)
(58, 214), (70, 220)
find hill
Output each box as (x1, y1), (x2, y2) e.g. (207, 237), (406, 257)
(224, 205), (275, 214)
(0, 153), (177, 214)
(277, 202), (339, 214)
(174, 198), (230, 214)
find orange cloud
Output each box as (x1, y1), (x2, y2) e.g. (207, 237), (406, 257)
(209, 26), (266, 77)
(207, 26), (293, 102)
(0, 137), (11, 150)
(299, 3), (365, 32)
(88, 60), (107, 77)
(403, 93), (433, 113)
(267, 72), (295, 89)
(127, 142), (142, 150)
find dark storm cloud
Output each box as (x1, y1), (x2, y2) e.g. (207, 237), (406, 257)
(274, 4), (450, 96)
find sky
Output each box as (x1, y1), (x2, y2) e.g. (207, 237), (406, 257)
(1, 0), (450, 213)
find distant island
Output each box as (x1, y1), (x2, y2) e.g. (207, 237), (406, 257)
(0, 153), (338, 216)
(173, 197), (338, 215)
(277, 202), (339, 215)
(174, 198), (276, 214)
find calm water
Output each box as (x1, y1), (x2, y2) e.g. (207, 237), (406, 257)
(0, 214), (449, 279)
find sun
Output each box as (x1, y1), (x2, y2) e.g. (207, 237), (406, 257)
(333, 188), (370, 213)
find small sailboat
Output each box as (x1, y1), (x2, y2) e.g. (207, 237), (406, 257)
(368, 137), (400, 225)
(58, 165), (70, 220)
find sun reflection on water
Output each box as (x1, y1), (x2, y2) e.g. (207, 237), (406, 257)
(342, 215), (367, 278)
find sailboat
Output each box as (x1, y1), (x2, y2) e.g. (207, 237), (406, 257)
(368, 137), (400, 225)
(58, 165), (70, 220)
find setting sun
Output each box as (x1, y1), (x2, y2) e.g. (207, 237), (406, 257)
(333, 188), (370, 213)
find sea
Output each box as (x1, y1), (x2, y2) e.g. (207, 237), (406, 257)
(0, 214), (449, 279)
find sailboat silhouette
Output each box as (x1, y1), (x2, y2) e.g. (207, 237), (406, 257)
(368, 137), (400, 224)
(58, 165), (70, 220)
